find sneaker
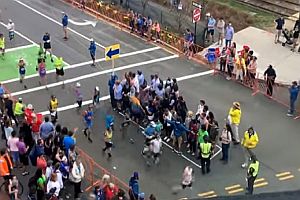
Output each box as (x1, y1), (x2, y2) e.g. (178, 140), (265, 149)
(82, 130), (87, 137)
(191, 152), (195, 156)
(24, 85), (27, 89)
(164, 136), (168, 141)
(22, 171), (29, 176)
(88, 137), (93, 143)
(226, 76), (231, 80)
(108, 153), (112, 158)
(187, 150), (191, 153)
(287, 113), (294, 117)
(166, 138), (171, 142)
(241, 163), (247, 168)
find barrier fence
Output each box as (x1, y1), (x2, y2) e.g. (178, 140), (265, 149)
(65, 0), (204, 54)
(76, 147), (130, 192)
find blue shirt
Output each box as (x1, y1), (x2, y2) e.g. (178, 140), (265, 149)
(225, 26), (234, 40)
(289, 85), (300, 101)
(62, 15), (68, 27)
(138, 74), (145, 86)
(114, 84), (123, 100)
(89, 41), (96, 55)
(39, 122), (54, 139)
(0, 86), (5, 96)
(63, 136), (75, 153)
(84, 110), (93, 123)
(43, 35), (50, 43)
(105, 115), (114, 129)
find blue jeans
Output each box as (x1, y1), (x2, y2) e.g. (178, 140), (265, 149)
(289, 98), (296, 114)
(221, 143), (230, 161)
(11, 151), (19, 164)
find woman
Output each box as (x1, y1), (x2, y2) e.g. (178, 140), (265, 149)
(93, 86), (100, 105)
(74, 82), (83, 108)
(17, 57), (27, 89)
(8, 175), (19, 200)
(247, 56), (257, 87)
(226, 49), (235, 80)
(71, 157), (85, 199)
(220, 124), (232, 164)
(47, 173), (61, 198)
(36, 168), (46, 200)
(103, 127), (113, 158)
(44, 134), (53, 157)
(182, 166), (193, 189)
(37, 57), (47, 88)
(187, 118), (198, 156)
(17, 136), (30, 176)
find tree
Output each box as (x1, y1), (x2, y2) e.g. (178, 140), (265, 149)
(141, 0), (150, 15)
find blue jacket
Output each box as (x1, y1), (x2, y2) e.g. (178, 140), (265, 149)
(105, 115), (114, 129)
(108, 75), (118, 95)
(62, 15), (68, 26)
(89, 41), (96, 55)
(129, 177), (139, 196)
(144, 125), (156, 137)
(166, 119), (189, 137)
(289, 85), (300, 101)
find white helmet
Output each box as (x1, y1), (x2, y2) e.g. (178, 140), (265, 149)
(76, 82), (81, 87)
(95, 86), (99, 91)
(27, 104), (33, 109)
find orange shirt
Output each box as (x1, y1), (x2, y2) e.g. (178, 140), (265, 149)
(0, 155), (13, 176)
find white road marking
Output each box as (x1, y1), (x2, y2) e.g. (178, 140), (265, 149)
(5, 44), (37, 52)
(0, 22), (37, 45)
(1, 46), (161, 84)
(10, 55), (178, 96)
(69, 19), (97, 27)
(14, 0), (105, 48)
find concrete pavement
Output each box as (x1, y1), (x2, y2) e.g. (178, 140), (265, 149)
(1, 0), (300, 199)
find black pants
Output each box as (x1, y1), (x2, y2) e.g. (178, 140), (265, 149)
(37, 189), (45, 200)
(220, 60), (226, 72)
(74, 181), (81, 198)
(77, 100), (82, 108)
(227, 64), (233, 77)
(201, 156), (211, 174)
(266, 79), (274, 96)
(247, 175), (257, 194)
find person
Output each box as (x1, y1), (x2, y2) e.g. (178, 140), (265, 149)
(83, 105), (94, 143)
(199, 135), (213, 174)
(47, 173), (61, 198)
(71, 157), (85, 199)
(241, 127), (259, 168)
(4, 94), (18, 127)
(149, 134), (162, 164)
(197, 124), (209, 159)
(216, 17), (225, 46)
(42, 32), (53, 62)
(129, 172), (139, 200)
(108, 73), (118, 109)
(75, 82), (83, 108)
(182, 166), (193, 189)
(0, 148), (13, 179)
(287, 81), (300, 116)
(219, 47), (227, 72)
(7, 131), (20, 167)
(102, 127), (113, 158)
(0, 33), (5, 56)
(37, 57), (48, 88)
(112, 189), (128, 200)
(7, 175), (19, 200)
(235, 53), (246, 82)
(291, 27), (299, 52)
(274, 16), (285, 43)
(17, 57), (27, 89)
(246, 155), (259, 195)
(62, 12), (68, 40)
(225, 23), (234, 48)
(17, 136), (30, 176)
(49, 95), (58, 124)
(247, 56), (257, 87)
(228, 102), (242, 145)
(89, 38), (96, 66)
(39, 116), (55, 140)
(207, 15), (216, 43)
(54, 57), (65, 86)
(264, 65), (276, 97)
(36, 168), (46, 200)
(4, 120), (13, 141)
(63, 130), (76, 155)
(14, 97), (25, 125)
(93, 86), (100, 105)
(219, 123), (232, 164)
(7, 19), (15, 41)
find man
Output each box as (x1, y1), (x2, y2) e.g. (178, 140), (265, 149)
(225, 23), (234, 48)
(216, 17), (225, 46)
(228, 102), (242, 144)
(207, 15), (216, 43)
(14, 97), (25, 125)
(264, 65), (276, 97)
(42, 32), (54, 62)
(49, 95), (58, 123)
(89, 38), (96, 66)
(39, 116), (54, 140)
(83, 105), (94, 143)
(241, 127), (259, 168)
(287, 81), (300, 116)
(62, 12), (68, 40)
(274, 16), (285, 43)
(63, 130), (76, 155)
(291, 27), (299, 52)
(199, 135), (213, 174)
(0, 33), (5, 57)
(7, 19), (15, 41)
(246, 155), (259, 195)
(4, 94), (18, 126)
(149, 135), (162, 164)
(129, 172), (139, 200)
(0, 148), (13, 180)
(55, 57), (65, 85)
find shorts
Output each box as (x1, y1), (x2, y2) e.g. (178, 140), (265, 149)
(90, 53), (95, 60)
(63, 26), (68, 30)
(20, 153), (29, 166)
(208, 29), (214, 36)
(44, 43), (51, 50)
(182, 183), (192, 189)
(85, 121), (93, 129)
(153, 152), (160, 158)
(105, 142), (113, 148)
(56, 68), (64, 76)
(249, 72), (256, 79)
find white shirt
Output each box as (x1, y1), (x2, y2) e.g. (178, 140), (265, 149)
(7, 22), (15, 32)
(47, 180), (61, 196)
(54, 170), (63, 189)
(182, 167), (193, 185)
(4, 127), (13, 140)
(150, 138), (162, 154)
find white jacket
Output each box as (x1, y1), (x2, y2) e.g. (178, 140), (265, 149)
(182, 166), (193, 185)
(71, 162), (85, 183)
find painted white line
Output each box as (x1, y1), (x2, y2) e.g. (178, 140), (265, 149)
(2, 46), (161, 84)
(14, 0), (105, 49)
(0, 22), (37, 45)
(6, 44), (37, 52)
(210, 145), (222, 160)
(10, 55), (178, 96)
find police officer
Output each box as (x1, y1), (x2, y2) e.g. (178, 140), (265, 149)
(49, 95), (58, 124)
(200, 135), (213, 174)
(246, 155), (259, 195)
(14, 98), (25, 124)
(55, 57), (64, 86)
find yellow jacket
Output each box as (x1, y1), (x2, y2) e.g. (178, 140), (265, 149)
(235, 57), (246, 70)
(242, 131), (259, 149)
(229, 107), (241, 124)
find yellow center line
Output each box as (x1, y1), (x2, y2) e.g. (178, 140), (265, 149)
(198, 191), (216, 197)
(254, 182), (268, 188)
(276, 172), (291, 177)
(228, 188), (244, 194)
(225, 184), (242, 190)
(279, 175), (295, 181)
(205, 194), (218, 198)
(254, 178), (265, 183)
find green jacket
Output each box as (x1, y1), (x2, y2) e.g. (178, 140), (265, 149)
(198, 130), (208, 144)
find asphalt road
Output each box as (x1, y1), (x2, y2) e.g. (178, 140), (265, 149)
(1, 0), (300, 199)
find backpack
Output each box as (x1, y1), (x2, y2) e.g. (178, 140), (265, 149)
(27, 176), (37, 194)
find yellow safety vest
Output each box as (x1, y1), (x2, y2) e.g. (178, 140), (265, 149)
(14, 102), (24, 115)
(55, 58), (63, 69)
(0, 37), (5, 49)
(200, 142), (212, 158)
(248, 161), (259, 177)
(50, 99), (58, 110)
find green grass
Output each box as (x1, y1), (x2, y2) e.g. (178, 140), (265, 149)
(0, 46), (64, 81)
(213, 0), (277, 30)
